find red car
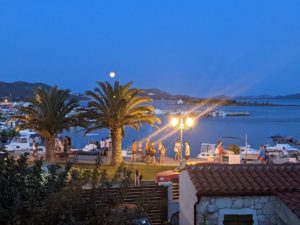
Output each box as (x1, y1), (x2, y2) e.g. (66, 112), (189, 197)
(155, 170), (179, 183)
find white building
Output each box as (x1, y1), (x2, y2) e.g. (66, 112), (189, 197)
(179, 163), (300, 225)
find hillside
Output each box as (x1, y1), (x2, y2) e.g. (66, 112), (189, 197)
(272, 93), (300, 99)
(0, 81), (51, 100)
(0, 81), (86, 101)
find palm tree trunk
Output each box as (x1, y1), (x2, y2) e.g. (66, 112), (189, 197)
(111, 128), (123, 165)
(45, 136), (55, 162)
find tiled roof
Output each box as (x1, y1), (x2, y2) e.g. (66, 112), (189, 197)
(277, 192), (300, 219)
(186, 163), (300, 217)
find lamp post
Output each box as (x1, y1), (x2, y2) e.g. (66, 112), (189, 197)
(170, 113), (194, 168)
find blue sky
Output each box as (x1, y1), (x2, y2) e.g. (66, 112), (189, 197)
(0, 0), (300, 97)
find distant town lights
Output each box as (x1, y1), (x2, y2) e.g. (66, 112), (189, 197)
(109, 72), (116, 78)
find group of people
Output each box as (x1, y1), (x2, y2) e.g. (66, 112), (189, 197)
(130, 138), (190, 164)
(215, 141), (271, 164)
(173, 139), (190, 161)
(99, 136), (112, 157)
(131, 139), (167, 163)
(54, 136), (72, 159)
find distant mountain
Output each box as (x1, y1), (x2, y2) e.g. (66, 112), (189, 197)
(0, 81), (51, 100)
(272, 93), (300, 99)
(0, 81), (86, 101)
(1, 81), (299, 101)
(237, 93), (300, 100)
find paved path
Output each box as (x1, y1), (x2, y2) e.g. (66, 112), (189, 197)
(10, 151), (291, 166)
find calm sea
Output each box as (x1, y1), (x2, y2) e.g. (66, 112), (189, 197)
(65, 99), (300, 157)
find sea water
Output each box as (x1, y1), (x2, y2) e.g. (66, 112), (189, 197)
(65, 99), (300, 157)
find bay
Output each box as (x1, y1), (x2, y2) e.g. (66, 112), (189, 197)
(65, 99), (300, 157)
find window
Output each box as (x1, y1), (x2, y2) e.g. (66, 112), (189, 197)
(218, 208), (258, 225)
(223, 214), (253, 225)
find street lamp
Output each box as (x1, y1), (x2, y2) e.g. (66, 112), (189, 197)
(170, 113), (194, 168)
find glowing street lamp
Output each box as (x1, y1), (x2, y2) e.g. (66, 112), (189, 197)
(170, 117), (179, 127)
(170, 114), (194, 168)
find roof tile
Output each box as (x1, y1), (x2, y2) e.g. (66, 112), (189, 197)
(186, 163), (300, 218)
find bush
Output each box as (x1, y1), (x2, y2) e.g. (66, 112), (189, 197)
(0, 156), (161, 225)
(228, 144), (240, 155)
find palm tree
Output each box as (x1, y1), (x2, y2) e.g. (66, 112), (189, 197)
(13, 87), (79, 162)
(80, 81), (161, 165)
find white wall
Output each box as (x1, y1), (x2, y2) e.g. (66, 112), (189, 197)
(179, 170), (198, 225)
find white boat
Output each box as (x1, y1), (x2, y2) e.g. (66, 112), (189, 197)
(82, 143), (98, 152)
(81, 133), (100, 152)
(197, 143), (216, 159)
(210, 111), (227, 117)
(267, 144), (298, 158)
(5, 129), (45, 153)
(197, 152), (216, 159)
(240, 145), (260, 160)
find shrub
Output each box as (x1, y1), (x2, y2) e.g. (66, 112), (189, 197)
(228, 144), (240, 155)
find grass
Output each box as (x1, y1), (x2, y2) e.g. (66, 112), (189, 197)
(72, 163), (177, 181)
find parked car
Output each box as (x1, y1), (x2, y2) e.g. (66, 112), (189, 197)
(155, 170), (179, 183)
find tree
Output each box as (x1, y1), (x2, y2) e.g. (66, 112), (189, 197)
(80, 81), (161, 165)
(0, 155), (163, 225)
(0, 129), (19, 143)
(0, 154), (72, 225)
(228, 144), (240, 155)
(0, 110), (4, 122)
(12, 87), (79, 162)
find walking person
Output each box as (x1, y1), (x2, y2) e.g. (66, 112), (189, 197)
(265, 146), (270, 164)
(131, 140), (137, 162)
(65, 136), (72, 151)
(58, 137), (64, 152)
(158, 141), (166, 163)
(32, 139), (38, 160)
(185, 141), (190, 161)
(63, 138), (68, 160)
(135, 170), (141, 187)
(215, 141), (224, 163)
(105, 136), (110, 156)
(138, 141), (143, 161)
(150, 141), (156, 163)
(100, 138), (105, 157)
(145, 138), (151, 163)
(174, 139), (181, 161)
(258, 145), (266, 164)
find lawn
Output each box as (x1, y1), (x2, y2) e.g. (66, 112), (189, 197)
(72, 163), (177, 181)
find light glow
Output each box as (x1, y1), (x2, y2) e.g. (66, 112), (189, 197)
(186, 117), (194, 128)
(109, 72), (116, 78)
(170, 117), (179, 127)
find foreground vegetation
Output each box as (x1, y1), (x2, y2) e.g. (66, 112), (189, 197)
(0, 154), (165, 225)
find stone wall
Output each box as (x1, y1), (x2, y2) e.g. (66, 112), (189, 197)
(196, 196), (297, 225)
